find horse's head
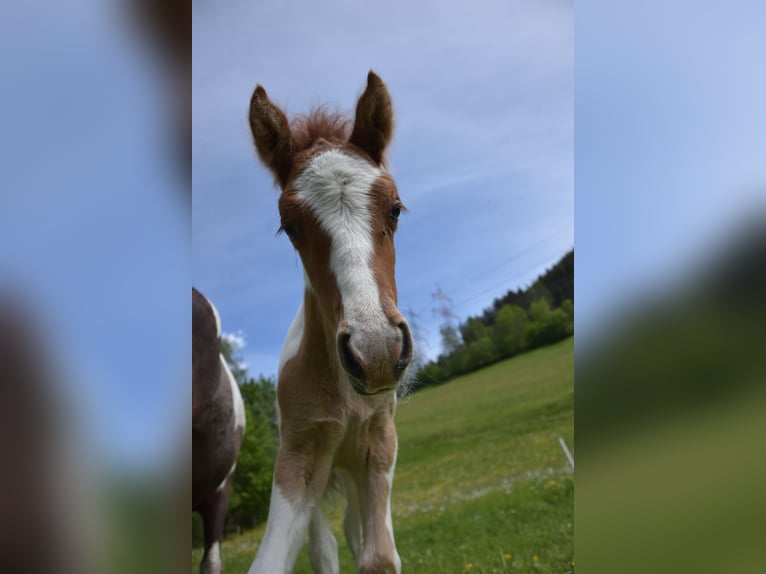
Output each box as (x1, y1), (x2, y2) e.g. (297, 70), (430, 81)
(249, 72), (413, 395)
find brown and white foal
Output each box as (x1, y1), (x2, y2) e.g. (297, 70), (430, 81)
(193, 288), (246, 574)
(247, 72), (413, 574)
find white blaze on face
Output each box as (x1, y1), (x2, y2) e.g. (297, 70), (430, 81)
(294, 150), (388, 331)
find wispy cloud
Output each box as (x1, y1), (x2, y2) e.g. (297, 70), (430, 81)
(221, 330), (246, 353)
(193, 0), (573, 375)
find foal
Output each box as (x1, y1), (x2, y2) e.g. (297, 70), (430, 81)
(247, 72), (413, 574)
(192, 288), (246, 574)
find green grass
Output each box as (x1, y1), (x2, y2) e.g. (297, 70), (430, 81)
(193, 337), (574, 573)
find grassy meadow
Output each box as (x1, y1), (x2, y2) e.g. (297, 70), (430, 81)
(193, 337), (574, 573)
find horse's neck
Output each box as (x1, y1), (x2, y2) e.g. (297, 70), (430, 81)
(303, 289), (340, 374)
(297, 288), (345, 386)
(285, 288), (394, 424)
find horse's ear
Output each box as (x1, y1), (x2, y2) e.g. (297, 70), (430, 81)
(349, 71), (394, 165)
(249, 85), (295, 188)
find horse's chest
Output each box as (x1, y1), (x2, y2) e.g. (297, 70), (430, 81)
(333, 410), (392, 471)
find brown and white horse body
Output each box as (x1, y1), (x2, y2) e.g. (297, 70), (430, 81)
(247, 72), (413, 574)
(192, 288), (246, 574)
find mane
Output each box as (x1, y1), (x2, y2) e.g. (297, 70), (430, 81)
(290, 105), (352, 153)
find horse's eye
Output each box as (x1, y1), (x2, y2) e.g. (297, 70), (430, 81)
(390, 204), (401, 220)
(279, 222), (300, 242)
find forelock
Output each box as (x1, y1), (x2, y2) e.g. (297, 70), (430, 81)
(290, 106), (352, 153)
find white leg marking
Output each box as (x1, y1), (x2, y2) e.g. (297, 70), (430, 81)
(385, 445), (401, 574)
(216, 461), (236, 493)
(294, 150), (389, 332)
(248, 483), (313, 574)
(308, 506), (339, 574)
(201, 541), (222, 574)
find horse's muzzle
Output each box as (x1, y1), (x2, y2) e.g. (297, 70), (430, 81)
(337, 321), (413, 394)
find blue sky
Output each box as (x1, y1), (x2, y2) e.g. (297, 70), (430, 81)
(2, 0), (762, 475)
(0, 2), (189, 472)
(192, 0), (574, 379)
(575, 0), (766, 343)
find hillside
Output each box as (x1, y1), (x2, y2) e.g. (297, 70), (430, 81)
(193, 337), (574, 574)
(416, 249), (574, 388)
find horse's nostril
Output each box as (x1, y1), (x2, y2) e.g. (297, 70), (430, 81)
(396, 322), (413, 373)
(338, 332), (366, 381)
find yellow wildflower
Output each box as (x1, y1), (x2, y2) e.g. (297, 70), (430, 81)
(504, 553), (511, 559)
(533, 555), (539, 562)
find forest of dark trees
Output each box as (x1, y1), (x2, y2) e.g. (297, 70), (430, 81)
(413, 249), (574, 389)
(194, 248), (574, 542)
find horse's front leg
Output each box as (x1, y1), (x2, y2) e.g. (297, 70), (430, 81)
(198, 475), (232, 574)
(357, 418), (401, 574)
(247, 435), (336, 574)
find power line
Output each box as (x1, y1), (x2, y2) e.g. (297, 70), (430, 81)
(450, 244), (572, 308)
(458, 227), (572, 287)
(454, 271), (573, 310)
(398, 226), (572, 304)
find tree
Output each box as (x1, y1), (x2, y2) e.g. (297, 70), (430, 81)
(494, 304), (528, 356)
(463, 336), (498, 371)
(220, 332), (248, 385)
(527, 280), (553, 309)
(413, 250), (574, 387)
(228, 375), (278, 530)
(403, 305), (429, 373)
(439, 323), (462, 356)
(416, 361), (447, 388)
(433, 285), (463, 362)
(460, 317), (490, 346)
(214, 329), (280, 533)
(561, 298), (574, 331)
(528, 297), (553, 322)
(525, 298), (571, 347)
